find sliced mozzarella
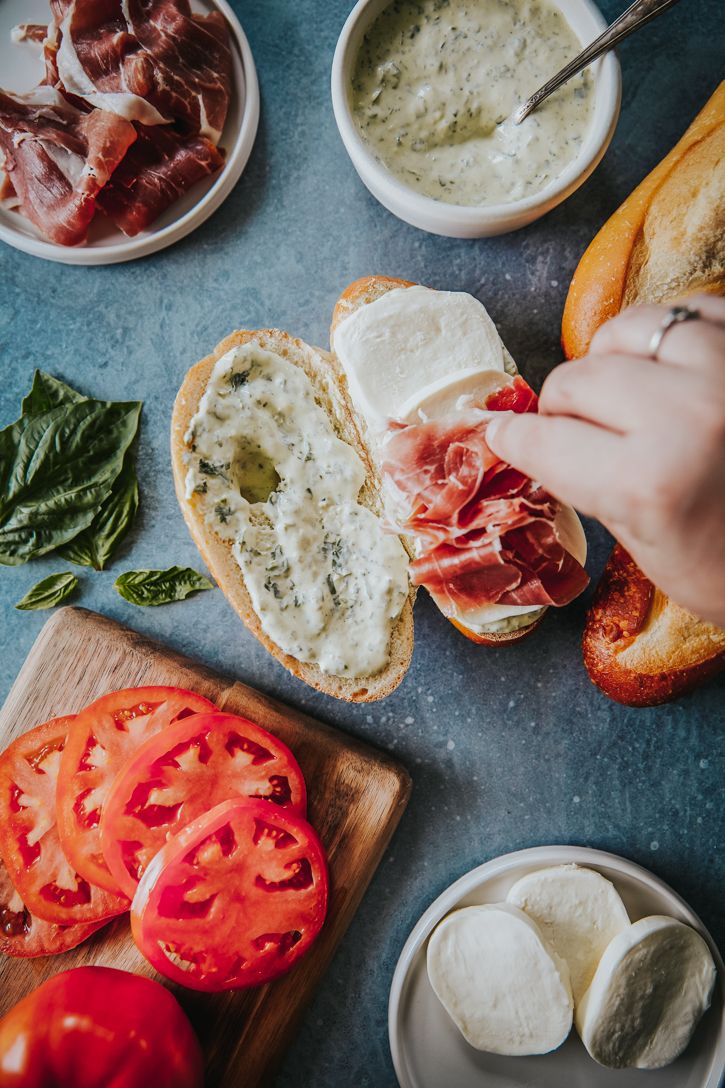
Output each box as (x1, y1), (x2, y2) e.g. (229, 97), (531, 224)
(399, 367), (513, 424)
(506, 864), (629, 1004)
(334, 284), (588, 635)
(332, 286), (505, 438)
(576, 915), (717, 1069)
(426, 903), (573, 1055)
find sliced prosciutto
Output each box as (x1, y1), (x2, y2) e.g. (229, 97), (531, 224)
(383, 379), (589, 617)
(97, 122), (224, 235)
(0, 86), (136, 245)
(50, 0), (232, 141)
(11, 24), (49, 44)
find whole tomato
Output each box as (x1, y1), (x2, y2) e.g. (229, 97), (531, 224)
(0, 967), (203, 1088)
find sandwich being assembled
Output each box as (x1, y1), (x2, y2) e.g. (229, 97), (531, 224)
(331, 277), (589, 645)
(172, 283), (590, 700)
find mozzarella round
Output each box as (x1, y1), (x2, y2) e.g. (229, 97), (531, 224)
(333, 284), (588, 637)
(332, 286), (505, 438)
(398, 367), (512, 423)
(576, 915), (717, 1069)
(507, 864), (629, 1004)
(426, 903), (573, 1055)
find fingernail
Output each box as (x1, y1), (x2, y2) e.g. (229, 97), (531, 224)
(485, 415), (505, 447)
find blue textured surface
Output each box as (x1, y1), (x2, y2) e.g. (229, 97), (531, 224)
(1, 2), (723, 1084)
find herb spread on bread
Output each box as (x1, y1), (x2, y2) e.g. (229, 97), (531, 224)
(184, 342), (409, 677)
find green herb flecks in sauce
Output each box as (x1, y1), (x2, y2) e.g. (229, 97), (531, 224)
(184, 343), (409, 678)
(351, 0), (595, 206)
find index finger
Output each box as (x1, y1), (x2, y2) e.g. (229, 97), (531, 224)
(485, 412), (626, 524)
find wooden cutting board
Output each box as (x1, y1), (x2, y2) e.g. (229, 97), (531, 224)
(0, 607), (411, 1086)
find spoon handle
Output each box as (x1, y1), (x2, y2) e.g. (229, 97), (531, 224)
(513, 0), (682, 124)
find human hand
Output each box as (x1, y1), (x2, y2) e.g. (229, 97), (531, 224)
(486, 294), (725, 627)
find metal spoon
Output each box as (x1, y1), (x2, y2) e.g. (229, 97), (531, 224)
(513, 0), (683, 125)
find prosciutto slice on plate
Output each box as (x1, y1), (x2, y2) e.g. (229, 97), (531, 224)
(383, 379), (589, 617)
(50, 0), (232, 140)
(11, 24), (50, 44)
(0, 86), (135, 245)
(97, 122), (224, 235)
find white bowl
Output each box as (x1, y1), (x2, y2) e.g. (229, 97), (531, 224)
(331, 0), (622, 238)
(0, 0), (259, 265)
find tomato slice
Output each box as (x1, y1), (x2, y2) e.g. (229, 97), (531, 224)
(56, 687), (216, 895)
(0, 852), (107, 958)
(131, 798), (328, 991)
(101, 711), (307, 899)
(0, 717), (128, 926)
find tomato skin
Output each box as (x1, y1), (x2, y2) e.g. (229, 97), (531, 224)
(56, 687), (216, 895)
(0, 854), (107, 958)
(101, 711), (307, 898)
(132, 798), (328, 992)
(0, 967), (203, 1088)
(0, 718), (128, 926)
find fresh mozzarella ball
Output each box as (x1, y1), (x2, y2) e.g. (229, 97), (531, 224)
(506, 864), (630, 1004)
(426, 903), (573, 1055)
(576, 915), (717, 1069)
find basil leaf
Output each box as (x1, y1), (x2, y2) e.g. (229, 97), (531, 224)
(0, 399), (142, 566)
(59, 456), (139, 570)
(20, 372), (141, 570)
(15, 571), (78, 611)
(21, 371), (87, 416)
(114, 566), (213, 607)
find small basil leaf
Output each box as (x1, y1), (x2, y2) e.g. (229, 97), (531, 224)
(15, 571), (78, 611)
(59, 456), (139, 570)
(0, 399), (142, 566)
(114, 566), (213, 607)
(21, 371), (87, 416)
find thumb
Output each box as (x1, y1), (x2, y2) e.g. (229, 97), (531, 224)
(485, 413), (517, 461)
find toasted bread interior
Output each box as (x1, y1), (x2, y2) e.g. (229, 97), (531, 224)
(616, 592), (725, 674)
(623, 122), (725, 306)
(172, 328), (415, 702)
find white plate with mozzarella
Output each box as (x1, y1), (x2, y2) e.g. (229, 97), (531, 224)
(389, 845), (725, 1088)
(0, 0), (259, 264)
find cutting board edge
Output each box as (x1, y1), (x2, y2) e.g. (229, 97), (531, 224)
(0, 606), (414, 1087)
(2, 607), (413, 796)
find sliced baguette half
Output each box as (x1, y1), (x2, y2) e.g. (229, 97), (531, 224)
(582, 546), (725, 706)
(171, 328), (415, 702)
(330, 275), (546, 647)
(563, 82), (725, 705)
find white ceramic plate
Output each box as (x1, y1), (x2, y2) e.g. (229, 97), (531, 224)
(0, 0), (259, 264)
(389, 846), (725, 1088)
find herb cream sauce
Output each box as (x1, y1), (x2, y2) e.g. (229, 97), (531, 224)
(351, 0), (595, 206)
(185, 344), (409, 678)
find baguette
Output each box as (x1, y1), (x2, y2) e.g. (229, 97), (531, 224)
(562, 81), (725, 358)
(562, 82), (725, 705)
(331, 275), (553, 647)
(171, 328), (415, 703)
(583, 547), (725, 707)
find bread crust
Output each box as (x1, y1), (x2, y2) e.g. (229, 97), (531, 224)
(171, 328), (415, 703)
(563, 83), (725, 705)
(561, 81), (725, 359)
(583, 547), (725, 706)
(331, 275), (543, 647)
